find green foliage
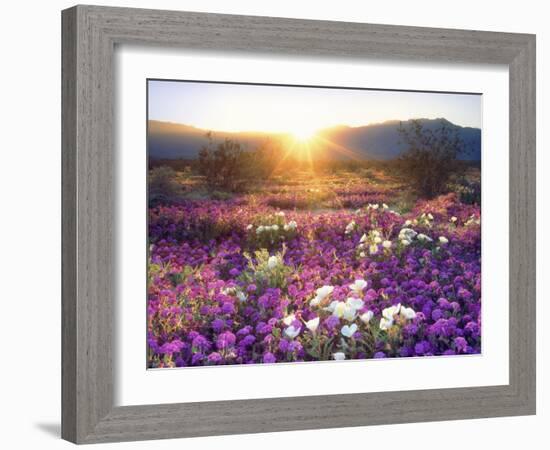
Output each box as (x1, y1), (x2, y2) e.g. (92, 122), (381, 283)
(210, 190), (234, 201)
(168, 265), (200, 287)
(246, 213), (298, 250)
(398, 120), (466, 198)
(392, 190), (418, 214)
(448, 176), (481, 205)
(239, 247), (292, 291)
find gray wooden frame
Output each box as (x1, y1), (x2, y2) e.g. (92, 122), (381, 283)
(62, 4), (536, 444)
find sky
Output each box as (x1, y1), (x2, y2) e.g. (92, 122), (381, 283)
(148, 80), (482, 137)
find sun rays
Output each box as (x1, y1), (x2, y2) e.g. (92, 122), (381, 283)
(264, 131), (365, 181)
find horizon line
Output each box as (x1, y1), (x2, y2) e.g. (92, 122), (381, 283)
(148, 116), (481, 136)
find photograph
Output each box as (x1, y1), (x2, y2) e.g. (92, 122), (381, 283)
(0, 0), (541, 446)
(146, 79), (482, 368)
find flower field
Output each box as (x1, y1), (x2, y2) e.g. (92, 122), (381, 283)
(147, 169), (481, 368)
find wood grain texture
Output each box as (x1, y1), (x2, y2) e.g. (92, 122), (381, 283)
(61, 7), (77, 443)
(61, 4), (536, 444)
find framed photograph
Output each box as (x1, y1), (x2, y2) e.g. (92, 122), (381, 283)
(62, 5), (536, 444)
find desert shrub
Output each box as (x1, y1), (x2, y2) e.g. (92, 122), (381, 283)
(198, 134), (279, 192)
(398, 120), (466, 199)
(148, 166), (182, 205)
(448, 177), (481, 205)
(198, 135), (246, 191)
(243, 139), (279, 180)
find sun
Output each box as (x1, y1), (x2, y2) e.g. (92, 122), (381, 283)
(289, 126), (318, 142)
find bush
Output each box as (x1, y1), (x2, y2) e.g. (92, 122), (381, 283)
(198, 134), (279, 192)
(198, 134), (246, 191)
(398, 120), (466, 198)
(448, 177), (481, 205)
(148, 166), (182, 205)
(239, 247), (292, 291)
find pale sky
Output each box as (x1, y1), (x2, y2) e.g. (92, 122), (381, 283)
(148, 80), (481, 136)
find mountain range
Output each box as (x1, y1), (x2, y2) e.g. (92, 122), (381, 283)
(148, 118), (481, 161)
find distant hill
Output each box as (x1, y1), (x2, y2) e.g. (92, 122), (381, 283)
(148, 118), (481, 161)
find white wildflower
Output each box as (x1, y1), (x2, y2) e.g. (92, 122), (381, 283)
(349, 279), (367, 294)
(382, 304), (401, 320)
(399, 228), (417, 240)
(284, 325), (301, 339)
(342, 305), (358, 321)
(345, 220), (357, 234)
(330, 301), (357, 321)
(360, 310), (374, 324)
(333, 352), (346, 361)
(341, 324), (358, 338)
(379, 317), (393, 330)
(332, 301), (347, 318)
(310, 297), (321, 307)
(417, 233), (433, 243)
(311, 285), (334, 306)
(284, 220), (297, 231)
(400, 306), (416, 320)
(283, 314), (296, 326)
(346, 297), (365, 311)
(305, 317), (320, 333)
(267, 255), (278, 270)
(325, 300), (339, 313)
